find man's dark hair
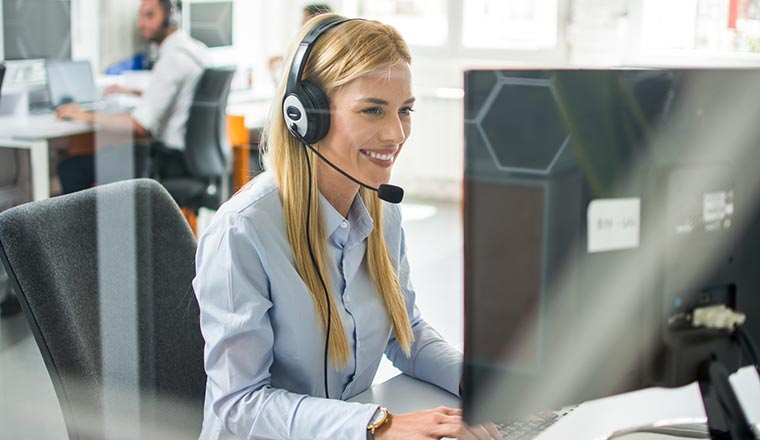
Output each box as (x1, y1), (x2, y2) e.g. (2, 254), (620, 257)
(304, 3), (332, 17)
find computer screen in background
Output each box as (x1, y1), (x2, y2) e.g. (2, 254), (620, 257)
(45, 60), (100, 108)
(188, 1), (233, 48)
(462, 69), (760, 435)
(2, 0), (72, 60)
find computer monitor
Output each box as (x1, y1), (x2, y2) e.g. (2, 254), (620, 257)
(2, 0), (72, 60)
(45, 60), (100, 108)
(187, 1), (234, 48)
(462, 69), (760, 434)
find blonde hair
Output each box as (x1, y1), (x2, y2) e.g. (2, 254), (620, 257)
(262, 14), (414, 367)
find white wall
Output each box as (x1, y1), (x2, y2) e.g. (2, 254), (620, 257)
(97, 0), (143, 72)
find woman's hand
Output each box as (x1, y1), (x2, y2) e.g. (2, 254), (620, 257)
(374, 406), (502, 439)
(102, 84), (140, 97)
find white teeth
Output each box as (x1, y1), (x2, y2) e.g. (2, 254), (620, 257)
(364, 151), (394, 161)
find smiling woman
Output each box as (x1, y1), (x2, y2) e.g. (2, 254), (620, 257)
(192, 13), (494, 440)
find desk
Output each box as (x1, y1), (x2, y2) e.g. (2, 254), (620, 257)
(0, 114), (92, 200)
(351, 367), (760, 440)
(0, 113), (255, 203)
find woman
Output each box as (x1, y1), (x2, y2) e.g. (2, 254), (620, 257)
(194, 14), (494, 439)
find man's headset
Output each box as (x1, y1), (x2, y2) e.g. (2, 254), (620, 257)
(158, 0), (176, 29)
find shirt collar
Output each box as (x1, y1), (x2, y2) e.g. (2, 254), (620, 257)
(319, 193), (374, 246)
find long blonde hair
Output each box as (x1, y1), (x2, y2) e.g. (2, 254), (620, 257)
(262, 14), (414, 368)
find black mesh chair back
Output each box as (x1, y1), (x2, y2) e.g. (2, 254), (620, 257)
(0, 179), (206, 439)
(162, 67), (235, 212)
(185, 67), (235, 179)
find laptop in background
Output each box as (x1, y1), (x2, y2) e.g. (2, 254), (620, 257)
(45, 60), (101, 109)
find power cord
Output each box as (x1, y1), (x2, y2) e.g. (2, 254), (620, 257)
(736, 324), (760, 377)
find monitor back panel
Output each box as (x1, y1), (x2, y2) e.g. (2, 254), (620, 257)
(462, 69), (760, 425)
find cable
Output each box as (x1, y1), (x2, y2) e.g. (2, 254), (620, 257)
(736, 324), (760, 377)
(301, 139), (332, 399)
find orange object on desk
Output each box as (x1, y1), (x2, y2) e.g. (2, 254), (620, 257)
(227, 114), (251, 194)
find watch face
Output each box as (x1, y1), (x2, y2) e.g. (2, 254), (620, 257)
(370, 408), (384, 425)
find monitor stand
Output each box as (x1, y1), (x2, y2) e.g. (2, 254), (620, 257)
(609, 359), (757, 440)
(698, 359), (756, 440)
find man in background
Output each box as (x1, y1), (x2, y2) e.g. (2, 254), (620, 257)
(302, 3), (333, 23)
(55, 0), (208, 194)
(268, 3), (334, 86)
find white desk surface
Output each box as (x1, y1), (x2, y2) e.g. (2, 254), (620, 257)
(0, 113), (94, 200)
(351, 366), (760, 440)
(0, 113), (92, 140)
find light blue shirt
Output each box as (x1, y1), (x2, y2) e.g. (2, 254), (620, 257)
(193, 172), (463, 440)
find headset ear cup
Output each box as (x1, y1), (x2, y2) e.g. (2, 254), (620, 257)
(161, 0), (173, 28)
(301, 81), (330, 144)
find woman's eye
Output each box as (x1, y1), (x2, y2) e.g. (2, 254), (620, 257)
(362, 107), (382, 115)
(399, 107), (415, 116)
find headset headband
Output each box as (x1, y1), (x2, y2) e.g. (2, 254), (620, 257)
(285, 17), (353, 97)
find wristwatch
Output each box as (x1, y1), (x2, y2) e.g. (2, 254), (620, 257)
(367, 406), (390, 437)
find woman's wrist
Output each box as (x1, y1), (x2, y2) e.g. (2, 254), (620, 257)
(372, 412), (392, 439)
(367, 406), (390, 438)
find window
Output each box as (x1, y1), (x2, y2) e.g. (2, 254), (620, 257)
(357, 0), (448, 47)
(461, 0), (558, 49)
(641, 0), (760, 53)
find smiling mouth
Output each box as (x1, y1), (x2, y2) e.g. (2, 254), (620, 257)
(360, 150), (395, 161)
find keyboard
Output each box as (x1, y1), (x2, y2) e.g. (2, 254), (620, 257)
(495, 412), (559, 439)
(495, 406), (576, 440)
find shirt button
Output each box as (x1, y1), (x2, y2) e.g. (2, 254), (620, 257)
(340, 221), (349, 229)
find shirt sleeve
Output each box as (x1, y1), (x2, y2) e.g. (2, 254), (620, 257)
(131, 51), (185, 135)
(194, 213), (379, 439)
(383, 226), (464, 397)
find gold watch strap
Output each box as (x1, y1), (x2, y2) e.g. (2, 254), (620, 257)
(367, 406), (389, 434)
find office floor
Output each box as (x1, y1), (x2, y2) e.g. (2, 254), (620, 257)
(0, 199), (463, 439)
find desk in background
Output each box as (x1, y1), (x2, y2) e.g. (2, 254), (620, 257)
(0, 113), (262, 204)
(0, 114), (93, 200)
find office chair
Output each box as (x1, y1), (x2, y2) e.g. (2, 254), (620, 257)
(161, 67), (236, 217)
(0, 179), (206, 439)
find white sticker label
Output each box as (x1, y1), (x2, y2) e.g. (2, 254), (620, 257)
(703, 191), (734, 232)
(587, 198), (641, 253)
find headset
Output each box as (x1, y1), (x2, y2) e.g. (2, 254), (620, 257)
(157, 0), (176, 29)
(282, 17), (404, 203)
(283, 17), (352, 145)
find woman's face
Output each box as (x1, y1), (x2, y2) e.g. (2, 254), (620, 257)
(318, 63), (414, 189)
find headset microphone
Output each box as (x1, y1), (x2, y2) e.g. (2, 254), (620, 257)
(296, 134), (404, 204)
